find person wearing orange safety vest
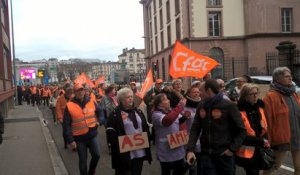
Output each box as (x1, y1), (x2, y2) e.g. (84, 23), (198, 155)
(63, 83), (101, 175)
(42, 86), (51, 106)
(30, 85), (37, 106)
(235, 83), (270, 175)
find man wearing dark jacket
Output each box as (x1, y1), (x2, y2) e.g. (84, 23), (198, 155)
(63, 84), (101, 175)
(186, 79), (246, 175)
(0, 112), (4, 144)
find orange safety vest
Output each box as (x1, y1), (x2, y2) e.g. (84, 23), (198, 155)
(90, 92), (97, 103)
(236, 108), (268, 159)
(30, 86), (37, 94)
(66, 100), (97, 136)
(43, 89), (51, 97)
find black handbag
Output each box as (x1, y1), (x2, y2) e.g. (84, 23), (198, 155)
(259, 147), (275, 170)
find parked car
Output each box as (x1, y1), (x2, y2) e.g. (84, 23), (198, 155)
(225, 76), (300, 98)
(225, 76), (272, 91)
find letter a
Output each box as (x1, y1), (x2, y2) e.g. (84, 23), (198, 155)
(121, 135), (134, 149)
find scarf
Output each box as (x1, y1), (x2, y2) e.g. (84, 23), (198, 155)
(270, 81), (296, 96)
(203, 93), (224, 109)
(121, 106), (138, 129)
(108, 94), (118, 106)
(185, 96), (201, 108)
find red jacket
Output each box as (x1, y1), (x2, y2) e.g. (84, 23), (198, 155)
(263, 90), (300, 145)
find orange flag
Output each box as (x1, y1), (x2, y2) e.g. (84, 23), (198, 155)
(169, 41), (219, 78)
(81, 73), (95, 88)
(95, 75), (105, 87)
(74, 74), (86, 85)
(137, 69), (154, 99)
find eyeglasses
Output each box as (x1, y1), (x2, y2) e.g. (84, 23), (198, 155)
(249, 92), (260, 96)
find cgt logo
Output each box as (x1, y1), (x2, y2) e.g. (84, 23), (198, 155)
(169, 41), (219, 79)
(173, 52), (210, 72)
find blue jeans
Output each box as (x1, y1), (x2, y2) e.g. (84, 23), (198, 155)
(198, 153), (235, 175)
(76, 136), (100, 175)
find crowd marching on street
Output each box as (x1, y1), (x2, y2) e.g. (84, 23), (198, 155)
(7, 66), (300, 175)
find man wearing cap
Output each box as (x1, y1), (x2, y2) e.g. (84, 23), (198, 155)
(63, 83), (101, 175)
(143, 78), (164, 144)
(130, 81), (143, 108)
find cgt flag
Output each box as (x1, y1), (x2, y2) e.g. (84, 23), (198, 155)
(169, 41), (220, 79)
(137, 69), (154, 99)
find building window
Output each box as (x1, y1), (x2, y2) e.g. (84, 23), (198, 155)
(176, 18), (181, 40)
(167, 25), (171, 46)
(156, 60), (160, 78)
(175, 0), (180, 15)
(159, 0), (162, 7)
(160, 9), (163, 30)
(161, 31), (164, 50)
(155, 36), (158, 54)
(168, 55), (172, 81)
(281, 8), (293, 33)
(207, 0), (221, 6)
(162, 57), (165, 81)
(166, 0), (170, 23)
(1, 5), (5, 27)
(150, 39), (153, 55)
(153, 0), (156, 13)
(209, 47), (224, 78)
(148, 6), (152, 19)
(129, 58), (133, 62)
(149, 21), (153, 38)
(154, 16), (158, 34)
(208, 11), (221, 37)
(129, 64), (133, 68)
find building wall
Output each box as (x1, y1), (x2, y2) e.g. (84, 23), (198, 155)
(244, 0), (300, 34)
(192, 0), (245, 37)
(0, 0), (13, 117)
(141, 0), (300, 82)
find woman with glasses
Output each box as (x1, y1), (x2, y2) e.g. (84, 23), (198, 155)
(235, 83), (270, 175)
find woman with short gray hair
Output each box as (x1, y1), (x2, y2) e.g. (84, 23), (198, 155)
(263, 66), (300, 175)
(272, 66), (292, 83)
(117, 87), (134, 105)
(106, 87), (152, 175)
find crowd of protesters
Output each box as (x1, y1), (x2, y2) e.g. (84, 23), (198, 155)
(15, 66), (300, 175)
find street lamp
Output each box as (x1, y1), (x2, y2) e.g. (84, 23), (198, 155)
(10, 0), (17, 104)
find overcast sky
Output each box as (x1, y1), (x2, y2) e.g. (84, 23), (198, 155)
(12, 0), (145, 61)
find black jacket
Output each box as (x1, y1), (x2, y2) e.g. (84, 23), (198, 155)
(106, 106), (152, 171)
(187, 93), (246, 155)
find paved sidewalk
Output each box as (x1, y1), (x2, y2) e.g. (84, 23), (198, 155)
(0, 104), (67, 175)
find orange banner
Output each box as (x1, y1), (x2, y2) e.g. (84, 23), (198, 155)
(137, 69), (154, 99)
(169, 41), (219, 78)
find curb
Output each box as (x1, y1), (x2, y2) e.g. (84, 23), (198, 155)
(36, 106), (69, 175)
